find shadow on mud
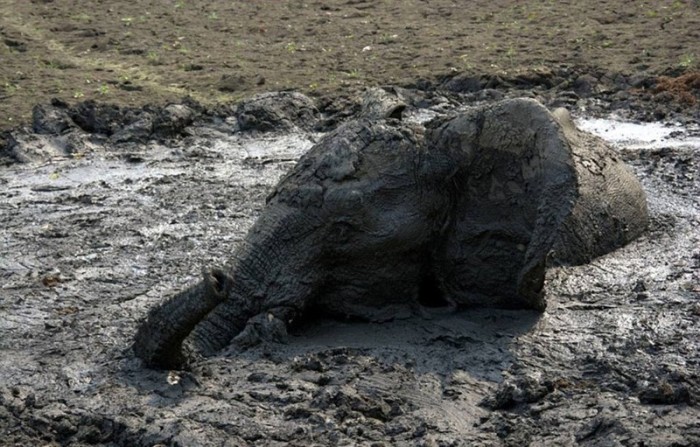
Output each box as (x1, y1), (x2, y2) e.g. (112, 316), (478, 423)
(118, 307), (541, 398)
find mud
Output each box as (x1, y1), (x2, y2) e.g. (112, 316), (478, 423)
(1, 88), (699, 446)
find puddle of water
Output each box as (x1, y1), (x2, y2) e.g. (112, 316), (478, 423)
(244, 133), (317, 159)
(576, 117), (700, 149)
(405, 108), (440, 125)
(406, 108), (700, 152)
(209, 133), (317, 160)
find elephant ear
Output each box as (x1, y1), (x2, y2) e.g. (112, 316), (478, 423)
(428, 99), (579, 310)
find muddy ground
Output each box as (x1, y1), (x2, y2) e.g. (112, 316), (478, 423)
(1, 82), (699, 446)
(1, 1), (700, 447)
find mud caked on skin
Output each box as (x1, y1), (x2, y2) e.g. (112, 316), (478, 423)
(134, 98), (648, 369)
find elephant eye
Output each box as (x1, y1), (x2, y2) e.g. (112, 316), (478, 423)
(330, 221), (355, 242)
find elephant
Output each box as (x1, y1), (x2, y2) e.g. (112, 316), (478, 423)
(133, 98), (648, 369)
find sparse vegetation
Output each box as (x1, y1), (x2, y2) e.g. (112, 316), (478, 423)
(3, 81), (19, 95)
(146, 50), (162, 65)
(0, 0), (698, 132)
(678, 53), (697, 69)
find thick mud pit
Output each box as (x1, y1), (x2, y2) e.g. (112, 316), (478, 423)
(1, 91), (699, 446)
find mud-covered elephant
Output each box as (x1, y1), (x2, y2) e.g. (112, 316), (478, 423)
(133, 98), (648, 369)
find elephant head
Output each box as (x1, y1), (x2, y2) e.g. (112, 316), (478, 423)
(135, 118), (457, 368)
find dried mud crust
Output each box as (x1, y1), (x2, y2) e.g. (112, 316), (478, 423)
(1, 0), (700, 131)
(1, 89), (699, 446)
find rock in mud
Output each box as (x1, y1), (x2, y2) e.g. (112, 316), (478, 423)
(441, 73), (484, 93)
(32, 100), (74, 135)
(358, 87), (407, 120)
(235, 91), (319, 132)
(3, 100), (203, 162)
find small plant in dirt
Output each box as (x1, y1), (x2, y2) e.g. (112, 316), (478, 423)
(671, 0), (685, 10)
(182, 63), (203, 72)
(379, 33), (398, 44)
(147, 51), (162, 65)
(506, 46), (517, 66)
(3, 82), (18, 95)
(43, 59), (76, 70)
(71, 13), (91, 22)
(678, 54), (697, 70)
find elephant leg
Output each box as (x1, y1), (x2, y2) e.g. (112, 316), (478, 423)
(231, 306), (298, 349)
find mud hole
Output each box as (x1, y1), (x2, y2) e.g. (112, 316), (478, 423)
(1, 88), (699, 447)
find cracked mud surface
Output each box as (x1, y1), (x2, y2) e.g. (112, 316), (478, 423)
(1, 86), (699, 446)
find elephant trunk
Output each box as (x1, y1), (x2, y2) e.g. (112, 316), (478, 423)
(133, 209), (319, 369)
(132, 269), (227, 369)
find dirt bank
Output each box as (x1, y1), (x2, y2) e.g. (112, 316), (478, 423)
(1, 0), (699, 131)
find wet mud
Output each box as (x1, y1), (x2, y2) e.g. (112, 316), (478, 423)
(1, 88), (699, 446)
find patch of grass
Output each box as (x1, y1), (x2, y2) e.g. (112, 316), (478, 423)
(182, 63), (203, 72)
(459, 54), (475, 70)
(43, 59), (77, 70)
(146, 50), (162, 65)
(671, 0), (685, 10)
(71, 13), (91, 22)
(678, 54), (696, 69)
(3, 82), (19, 95)
(379, 33), (398, 44)
(505, 46), (517, 67)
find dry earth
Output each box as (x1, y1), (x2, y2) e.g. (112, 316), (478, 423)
(1, 0), (700, 130)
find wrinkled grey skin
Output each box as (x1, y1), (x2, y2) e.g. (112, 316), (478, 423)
(133, 98), (648, 369)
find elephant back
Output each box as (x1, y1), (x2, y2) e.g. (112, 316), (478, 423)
(550, 108), (648, 265)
